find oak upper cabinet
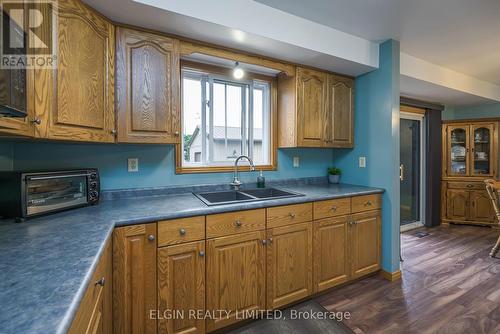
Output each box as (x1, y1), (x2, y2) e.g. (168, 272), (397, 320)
(313, 216), (349, 292)
(113, 224), (157, 334)
(206, 231), (266, 332)
(296, 67), (327, 147)
(267, 222), (313, 309)
(34, 0), (115, 142)
(349, 211), (381, 279)
(158, 241), (205, 334)
(324, 74), (354, 148)
(278, 66), (354, 148)
(115, 28), (180, 143)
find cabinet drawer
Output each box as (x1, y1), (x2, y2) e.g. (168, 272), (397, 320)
(313, 198), (351, 220)
(206, 209), (266, 238)
(351, 194), (381, 213)
(447, 182), (484, 190)
(267, 203), (313, 228)
(158, 216), (205, 247)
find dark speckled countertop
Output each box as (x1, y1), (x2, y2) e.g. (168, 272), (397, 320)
(0, 182), (383, 334)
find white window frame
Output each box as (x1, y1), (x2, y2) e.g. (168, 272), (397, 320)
(181, 69), (271, 168)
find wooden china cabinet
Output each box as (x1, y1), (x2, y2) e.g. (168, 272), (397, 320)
(441, 120), (498, 227)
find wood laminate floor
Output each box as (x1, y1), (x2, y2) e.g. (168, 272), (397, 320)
(316, 224), (500, 334)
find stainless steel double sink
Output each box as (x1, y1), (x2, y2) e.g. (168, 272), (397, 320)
(194, 188), (304, 206)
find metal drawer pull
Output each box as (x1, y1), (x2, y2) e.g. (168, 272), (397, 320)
(148, 234), (155, 241)
(289, 213), (296, 218)
(467, 184), (473, 188)
(95, 277), (105, 287)
(235, 220), (242, 227)
(262, 239), (267, 245)
(179, 228), (186, 236)
(331, 206), (338, 212)
(199, 251), (205, 257)
(364, 201), (372, 206)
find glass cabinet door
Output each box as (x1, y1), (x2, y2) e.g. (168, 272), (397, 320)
(471, 124), (494, 176)
(448, 125), (469, 176)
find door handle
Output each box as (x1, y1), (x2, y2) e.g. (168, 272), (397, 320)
(399, 164), (404, 181)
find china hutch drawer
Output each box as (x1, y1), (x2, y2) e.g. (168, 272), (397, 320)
(447, 182), (484, 190)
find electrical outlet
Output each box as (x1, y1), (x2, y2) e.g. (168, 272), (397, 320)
(293, 156), (300, 168)
(359, 156), (366, 168)
(128, 158), (139, 172)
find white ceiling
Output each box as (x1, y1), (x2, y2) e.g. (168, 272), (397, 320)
(255, 0), (500, 86)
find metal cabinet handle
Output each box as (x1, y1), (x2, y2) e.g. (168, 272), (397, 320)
(235, 219), (242, 227)
(147, 234), (155, 241)
(111, 129), (117, 135)
(32, 117), (41, 125)
(179, 228), (186, 236)
(174, 131), (180, 136)
(95, 277), (105, 287)
(261, 239), (267, 245)
(364, 201), (372, 207)
(289, 213), (296, 218)
(467, 184), (473, 188)
(199, 251), (205, 257)
(268, 238), (273, 243)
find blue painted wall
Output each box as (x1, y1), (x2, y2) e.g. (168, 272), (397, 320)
(0, 140), (334, 190)
(443, 103), (500, 120)
(332, 40), (401, 273)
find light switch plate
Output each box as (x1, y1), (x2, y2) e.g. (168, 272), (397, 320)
(293, 156), (300, 168)
(359, 156), (366, 168)
(128, 158), (139, 172)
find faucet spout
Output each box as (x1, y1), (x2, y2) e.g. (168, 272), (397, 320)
(230, 155), (255, 190)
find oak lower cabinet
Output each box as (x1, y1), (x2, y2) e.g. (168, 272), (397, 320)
(115, 27), (180, 144)
(69, 238), (112, 334)
(206, 231), (267, 332)
(313, 216), (349, 292)
(266, 222), (313, 309)
(113, 224), (157, 334)
(349, 211), (381, 279)
(158, 241), (205, 334)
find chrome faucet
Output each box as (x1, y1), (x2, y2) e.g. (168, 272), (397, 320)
(230, 155), (255, 190)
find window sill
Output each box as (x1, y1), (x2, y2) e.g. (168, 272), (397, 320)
(175, 164), (277, 174)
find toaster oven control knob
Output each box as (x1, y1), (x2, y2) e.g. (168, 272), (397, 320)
(90, 181), (97, 189)
(90, 191), (98, 199)
(90, 172), (97, 180)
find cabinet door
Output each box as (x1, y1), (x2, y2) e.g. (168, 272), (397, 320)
(470, 123), (496, 177)
(267, 222), (313, 309)
(446, 124), (470, 176)
(446, 189), (469, 221)
(313, 217), (349, 292)
(296, 67), (327, 147)
(206, 231), (266, 332)
(113, 224), (157, 334)
(324, 74), (354, 148)
(470, 190), (495, 222)
(34, 0), (115, 142)
(115, 28), (180, 143)
(158, 241), (205, 334)
(350, 211), (381, 279)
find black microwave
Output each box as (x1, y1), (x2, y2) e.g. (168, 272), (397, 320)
(0, 169), (100, 222)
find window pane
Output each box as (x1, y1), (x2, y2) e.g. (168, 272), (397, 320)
(182, 75), (202, 166)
